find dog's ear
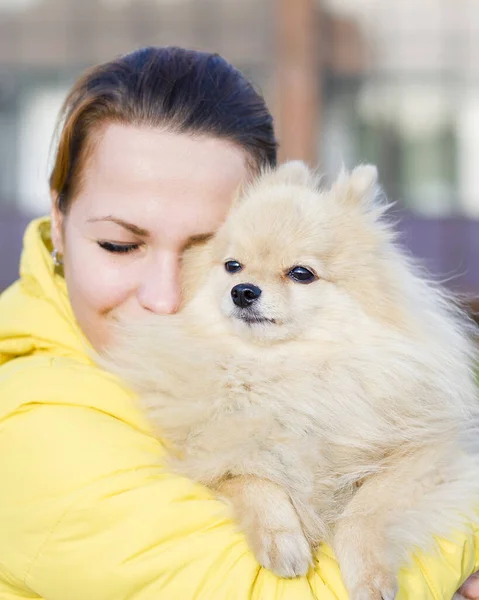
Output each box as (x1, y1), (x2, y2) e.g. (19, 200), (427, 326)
(229, 181), (248, 211)
(349, 164), (378, 198)
(272, 160), (314, 186)
(237, 160), (315, 206)
(333, 164), (379, 208)
(227, 167), (261, 211)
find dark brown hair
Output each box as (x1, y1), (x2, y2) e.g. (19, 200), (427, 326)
(50, 46), (278, 213)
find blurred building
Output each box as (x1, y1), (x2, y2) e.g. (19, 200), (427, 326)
(0, 0), (478, 311)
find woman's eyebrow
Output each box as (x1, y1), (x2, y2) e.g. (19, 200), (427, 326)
(187, 232), (214, 244)
(87, 216), (149, 237)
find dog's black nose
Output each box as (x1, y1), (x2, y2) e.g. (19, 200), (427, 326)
(231, 283), (262, 308)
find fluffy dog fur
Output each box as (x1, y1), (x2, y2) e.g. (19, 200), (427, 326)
(100, 162), (479, 599)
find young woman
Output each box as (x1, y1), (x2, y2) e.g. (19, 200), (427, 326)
(0, 45), (477, 600)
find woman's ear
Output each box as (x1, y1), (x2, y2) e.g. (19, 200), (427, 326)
(50, 190), (64, 253)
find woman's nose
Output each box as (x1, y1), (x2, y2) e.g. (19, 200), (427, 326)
(137, 251), (181, 315)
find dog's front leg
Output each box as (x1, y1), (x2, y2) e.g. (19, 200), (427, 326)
(333, 446), (478, 600)
(332, 467), (407, 600)
(215, 475), (312, 578)
(334, 508), (398, 600)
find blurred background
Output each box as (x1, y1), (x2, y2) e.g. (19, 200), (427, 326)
(0, 0), (478, 314)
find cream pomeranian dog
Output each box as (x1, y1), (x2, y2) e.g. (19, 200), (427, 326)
(100, 162), (479, 599)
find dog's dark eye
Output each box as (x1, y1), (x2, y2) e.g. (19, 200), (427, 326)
(225, 260), (243, 274)
(288, 266), (317, 283)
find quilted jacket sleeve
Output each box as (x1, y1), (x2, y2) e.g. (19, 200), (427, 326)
(0, 359), (478, 600)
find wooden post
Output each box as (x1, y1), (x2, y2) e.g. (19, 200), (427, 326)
(275, 0), (321, 166)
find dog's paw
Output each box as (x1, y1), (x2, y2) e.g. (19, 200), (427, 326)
(254, 527), (312, 578)
(217, 475), (312, 578)
(334, 524), (397, 600)
(349, 571), (397, 600)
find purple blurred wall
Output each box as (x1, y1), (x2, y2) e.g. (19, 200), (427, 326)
(400, 214), (479, 301)
(0, 210), (34, 291)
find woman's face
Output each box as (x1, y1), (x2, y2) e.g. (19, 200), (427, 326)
(51, 124), (249, 350)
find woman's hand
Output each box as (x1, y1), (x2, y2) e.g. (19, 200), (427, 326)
(457, 572), (479, 599)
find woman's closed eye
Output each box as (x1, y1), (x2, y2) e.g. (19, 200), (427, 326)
(97, 241), (141, 254)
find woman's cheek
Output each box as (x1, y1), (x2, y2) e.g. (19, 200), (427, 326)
(72, 252), (137, 315)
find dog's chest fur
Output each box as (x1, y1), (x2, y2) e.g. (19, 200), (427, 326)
(140, 340), (397, 525)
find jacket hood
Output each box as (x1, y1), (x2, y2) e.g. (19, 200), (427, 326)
(0, 217), (91, 365)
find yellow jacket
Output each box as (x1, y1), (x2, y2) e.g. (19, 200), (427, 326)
(0, 217), (477, 600)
